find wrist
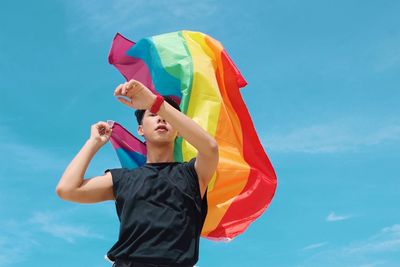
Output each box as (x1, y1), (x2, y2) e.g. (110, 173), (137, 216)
(149, 94), (164, 113)
(86, 138), (104, 149)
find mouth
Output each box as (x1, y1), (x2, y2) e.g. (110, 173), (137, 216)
(155, 125), (168, 132)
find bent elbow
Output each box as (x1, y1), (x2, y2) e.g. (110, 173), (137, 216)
(55, 186), (71, 200)
(211, 141), (218, 151)
(55, 186), (64, 199)
(208, 140), (219, 155)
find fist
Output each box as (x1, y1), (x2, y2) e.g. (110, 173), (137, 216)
(89, 121), (112, 145)
(114, 79), (156, 110)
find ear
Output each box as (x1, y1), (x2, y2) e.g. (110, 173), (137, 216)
(138, 125), (144, 136)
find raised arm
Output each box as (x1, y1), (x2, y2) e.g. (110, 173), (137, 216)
(156, 96), (219, 196)
(114, 80), (219, 196)
(55, 122), (115, 203)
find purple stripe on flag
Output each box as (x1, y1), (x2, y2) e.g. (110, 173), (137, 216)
(108, 33), (156, 92)
(110, 122), (147, 155)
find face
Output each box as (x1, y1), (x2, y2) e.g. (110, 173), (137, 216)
(137, 110), (179, 144)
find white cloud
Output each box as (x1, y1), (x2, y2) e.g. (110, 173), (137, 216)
(0, 125), (65, 172)
(0, 238), (31, 266)
(298, 224), (400, 267)
(302, 242), (328, 251)
(326, 211), (352, 222)
(0, 209), (105, 266)
(344, 224), (400, 254)
(0, 220), (40, 267)
(29, 211), (104, 243)
(1, 142), (64, 171)
(265, 119), (400, 154)
(64, 0), (219, 41)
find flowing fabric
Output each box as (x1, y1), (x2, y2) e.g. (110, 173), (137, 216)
(108, 31), (277, 240)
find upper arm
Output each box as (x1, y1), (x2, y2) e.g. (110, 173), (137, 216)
(59, 172), (115, 204)
(194, 145), (219, 198)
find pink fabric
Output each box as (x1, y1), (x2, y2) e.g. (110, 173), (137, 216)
(110, 122), (147, 155)
(108, 33), (156, 92)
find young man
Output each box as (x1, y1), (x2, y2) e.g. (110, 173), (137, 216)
(55, 80), (219, 267)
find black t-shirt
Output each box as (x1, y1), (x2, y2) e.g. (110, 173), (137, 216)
(105, 158), (208, 266)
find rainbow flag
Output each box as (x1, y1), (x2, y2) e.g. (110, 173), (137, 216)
(108, 31), (277, 240)
(107, 120), (147, 169)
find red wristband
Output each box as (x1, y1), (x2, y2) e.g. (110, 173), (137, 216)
(150, 94), (164, 114)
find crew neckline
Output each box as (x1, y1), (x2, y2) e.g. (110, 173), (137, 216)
(144, 162), (178, 166)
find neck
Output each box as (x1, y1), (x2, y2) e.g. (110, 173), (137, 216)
(145, 141), (175, 163)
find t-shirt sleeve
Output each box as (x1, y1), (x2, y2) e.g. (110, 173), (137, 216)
(184, 157), (208, 225)
(183, 157), (201, 197)
(105, 168), (128, 199)
(186, 158), (198, 179)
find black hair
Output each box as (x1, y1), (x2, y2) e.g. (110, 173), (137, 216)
(134, 95), (181, 125)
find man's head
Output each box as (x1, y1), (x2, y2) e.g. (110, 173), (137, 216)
(135, 96), (181, 145)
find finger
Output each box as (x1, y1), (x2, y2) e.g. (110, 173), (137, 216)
(124, 82), (131, 93)
(114, 84), (124, 96)
(121, 84), (128, 96)
(99, 126), (112, 136)
(126, 81), (136, 92)
(131, 80), (145, 96)
(131, 79), (144, 88)
(96, 122), (111, 131)
(117, 96), (131, 105)
(105, 128), (113, 136)
(125, 81), (143, 97)
(129, 79), (136, 85)
(127, 79), (139, 88)
(120, 84), (127, 96)
(96, 121), (107, 127)
(114, 84), (120, 96)
(116, 97), (133, 107)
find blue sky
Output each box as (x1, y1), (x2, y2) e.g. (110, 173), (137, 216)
(1, 0), (399, 266)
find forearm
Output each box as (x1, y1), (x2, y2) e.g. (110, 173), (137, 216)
(113, 79), (218, 155)
(56, 139), (101, 194)
(157, 100), (218, 155)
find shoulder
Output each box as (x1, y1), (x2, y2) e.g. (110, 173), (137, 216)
(181, 158), (197, 176)
(178, 158), (202, 191)
(104, 168), (136, 183)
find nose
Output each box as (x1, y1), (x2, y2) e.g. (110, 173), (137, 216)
(157, 117), (166, 124)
